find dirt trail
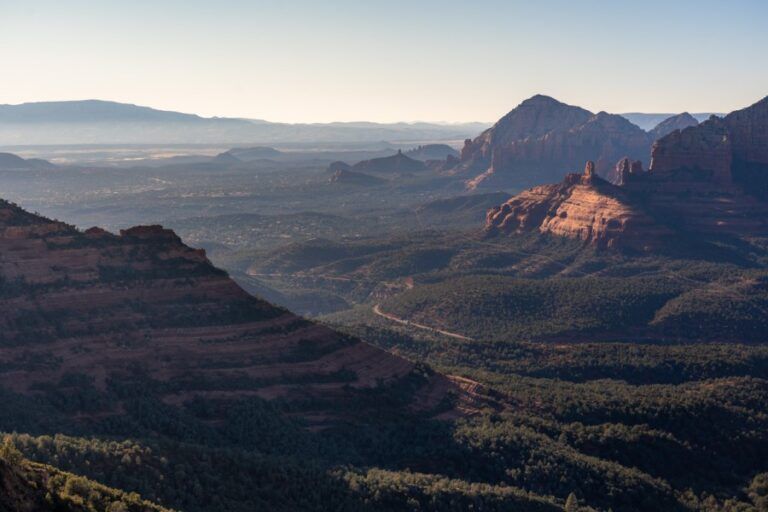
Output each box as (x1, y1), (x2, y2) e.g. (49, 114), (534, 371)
(247, 271), (356, 283)
(372, 304), (474, 341)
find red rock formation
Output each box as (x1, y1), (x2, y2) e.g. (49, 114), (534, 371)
(616, 157), (632, 185)
(449, 95), (652, 188)
(650, 115), (733, 184)
(0, 199), (479, 428)
(487, 96), (768, 249)
(650, 96), (768, 190)
(84, 226), (110, 237)
(121, 224), (182, 241)
(486, 96), (768, 249)
(486, 162), (672, 251)
(453, 96), (592, 176)
(724, 96), (768, 165)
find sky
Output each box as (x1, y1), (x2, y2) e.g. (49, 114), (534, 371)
(1, 0), (767, 123)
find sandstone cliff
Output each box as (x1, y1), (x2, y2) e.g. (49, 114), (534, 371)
(485, 162), (671, 250)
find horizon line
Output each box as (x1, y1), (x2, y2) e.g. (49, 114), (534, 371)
(0, 97), (736, 126)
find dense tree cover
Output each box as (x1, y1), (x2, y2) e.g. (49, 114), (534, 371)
(0, 438), (170, 511)
(5, 231), (768, 510)
(3, 355), (768, 512)
(382, 275), (686, 341)
(322, 318), (768, 511)
(257, 229), (768, 344)
(370, 262), (768, 343)
(339, 468), (562, 512)
(328, 319), (768, 384)
(4, 432), (564, 512)
(651, 275), (768, 339)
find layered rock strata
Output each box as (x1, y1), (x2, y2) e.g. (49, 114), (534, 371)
(0, 200), (480, 428)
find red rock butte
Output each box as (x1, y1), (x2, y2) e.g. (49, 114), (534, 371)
(485, 95), (768, 250)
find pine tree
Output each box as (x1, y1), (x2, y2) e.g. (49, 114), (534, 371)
(565, 492), (579, 512)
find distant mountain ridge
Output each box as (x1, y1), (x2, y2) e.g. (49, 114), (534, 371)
(648, 112), (699, 139)
(0, 99), (211, 123)
(620, 112), (721, 130)
(0, 99), (723, 147)
(0, 152), (54, 170)
(0, 100), (488, 145)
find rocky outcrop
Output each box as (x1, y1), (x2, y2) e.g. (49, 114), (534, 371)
(485, 96), (768, 250)
(723, 96), (768, 165)
(615, 157), (645, 185)
(616, 157), (632, 185)
(352, 150), (428, 173)
(650, 96), (768, 189)
(488, 158), (768, 250)
(329, 168), (386, 186)
(649, 115), (733, 184)
(450, 96), (652, 188)
(404, 144), (459, 161)
(0, 199), (477, 429)
(453, 95), (591, 176)
(649, 112), (699, 139)
(485, 162), (671, 251)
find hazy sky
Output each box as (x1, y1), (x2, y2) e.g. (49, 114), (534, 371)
(1, 0), (767, 123)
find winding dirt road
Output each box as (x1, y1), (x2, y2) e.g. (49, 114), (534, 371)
(372, 304), (474, 341)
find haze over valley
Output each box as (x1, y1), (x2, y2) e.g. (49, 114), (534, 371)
(2, 1), (768, 511)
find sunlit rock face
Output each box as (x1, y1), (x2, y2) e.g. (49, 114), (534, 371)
(485, 162), (672, 251)
(485, 96), (768, 249)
